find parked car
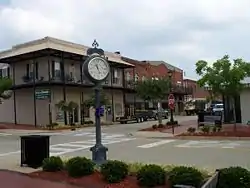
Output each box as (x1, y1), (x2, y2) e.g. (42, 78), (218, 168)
(151, 108), (168, 120)
(212, 103), (224, 113)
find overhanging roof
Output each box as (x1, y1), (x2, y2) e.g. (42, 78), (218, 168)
(0, 36), (134, 67)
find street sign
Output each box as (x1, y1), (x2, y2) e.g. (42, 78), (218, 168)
(168, 94), (175, 110)
(35, 89), (50, 100)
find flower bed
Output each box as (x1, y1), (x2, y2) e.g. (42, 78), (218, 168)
(140, 121), (179, 132)
(27, 156), (219, 188)
(178, 125), (250, 137)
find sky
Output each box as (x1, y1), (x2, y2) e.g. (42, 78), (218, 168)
(1, 0), (250, 79)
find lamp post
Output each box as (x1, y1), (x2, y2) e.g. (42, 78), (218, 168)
(83, 40), (109, 165)
(168, 70), (175, 134)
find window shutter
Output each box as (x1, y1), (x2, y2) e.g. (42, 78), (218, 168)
(51, 61), (55, 78)
(7, 67), (10, 78)
(26, 64), (29, 77)
(35, 62), (38, 79)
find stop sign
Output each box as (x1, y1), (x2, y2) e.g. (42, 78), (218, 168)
(168, 94), (175, 110)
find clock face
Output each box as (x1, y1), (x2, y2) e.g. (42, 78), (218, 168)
(87, 57), (110, 81)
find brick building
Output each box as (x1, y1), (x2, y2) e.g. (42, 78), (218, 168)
(183, 79), (210, 100)
(122, 57), (193, 114)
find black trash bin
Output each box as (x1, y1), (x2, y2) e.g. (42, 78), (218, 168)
(197, 112), (205, 126)
(20, 135), (50, 168)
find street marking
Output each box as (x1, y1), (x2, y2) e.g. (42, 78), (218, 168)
(138, 140), (176, 148)
(176, 141), (241, 149)
(0, 133), (12, 136)
(0, 133), (137, 157)
(0, 151), (20, 157)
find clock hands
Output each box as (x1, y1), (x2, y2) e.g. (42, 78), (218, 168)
(95, 64), (101, 73)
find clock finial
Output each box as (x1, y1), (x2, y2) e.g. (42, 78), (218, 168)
(87, 39), (104, 56)
(92, 39), (99, 48)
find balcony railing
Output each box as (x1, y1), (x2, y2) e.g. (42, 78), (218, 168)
(123, 80), (193, 94)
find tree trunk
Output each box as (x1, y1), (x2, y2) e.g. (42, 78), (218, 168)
(232, 97), (237, 132)
(157, 101), (162, 124)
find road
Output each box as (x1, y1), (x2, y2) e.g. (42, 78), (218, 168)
(0, 116), (250, 171)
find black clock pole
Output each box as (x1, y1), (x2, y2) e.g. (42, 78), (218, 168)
(84, 40), (108, 165)
(90, 83), (108, 164)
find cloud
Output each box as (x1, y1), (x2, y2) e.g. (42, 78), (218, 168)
(1, 0), (250, 79)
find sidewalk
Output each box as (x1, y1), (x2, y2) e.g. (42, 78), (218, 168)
(0, 170), (79, 188)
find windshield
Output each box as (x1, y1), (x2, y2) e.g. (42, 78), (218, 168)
(215, 104), (223, 108)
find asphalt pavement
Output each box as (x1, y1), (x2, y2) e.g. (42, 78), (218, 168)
(0, 116), (249, 172)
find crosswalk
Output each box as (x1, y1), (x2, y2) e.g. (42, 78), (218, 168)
(50, 133), (136, 156)
(137, 140), (250, 150)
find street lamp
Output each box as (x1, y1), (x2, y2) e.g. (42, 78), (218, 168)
(168, 70), (175, 134)
(83, 40), (109, 165)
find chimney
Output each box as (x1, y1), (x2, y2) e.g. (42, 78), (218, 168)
(114, 51), (120, 55)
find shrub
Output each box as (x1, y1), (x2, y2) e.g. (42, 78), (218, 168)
(158, 124), (165, 128)
(84, 120), (94, 124)
(46, 122), (59, 130)
(212, 126), (217, 132)
(152, 124), (158, 129)
(217, 166), (250, 188)
(42, 156), (63, 172)
(201, 125), (210, 133)
(100, 160), (128, 183)
(137, 164), (166, 187)
(66, 157), (95, 177)
(187, 127), (196, 133)
(168, 166), (204, 187)
(166, 121), (179, 126)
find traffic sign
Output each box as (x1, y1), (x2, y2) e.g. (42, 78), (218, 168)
(168, 94), (175, 110)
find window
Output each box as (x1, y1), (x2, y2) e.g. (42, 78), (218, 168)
(126, 72), (131, 81)
(83, 105), (90, 117)
(0, 65), (10, 78)
(112, 69), (119, 84)
(135, 74), (139, 81)
(27, 62), (38, 79)
(52, 61), (61, 79)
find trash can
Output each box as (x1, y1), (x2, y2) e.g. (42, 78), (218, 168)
(197, 112), (205, 126)
(20, 135), (50, 168)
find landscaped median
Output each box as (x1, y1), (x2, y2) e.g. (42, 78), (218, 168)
(176, 124), (250, 139)
(26, 156), (250, 188)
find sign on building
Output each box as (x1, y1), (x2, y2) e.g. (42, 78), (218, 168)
(35, 89), (50, 100)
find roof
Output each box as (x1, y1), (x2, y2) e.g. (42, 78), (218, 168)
(122, 56), (171, 78)
(145, 60), (182, 73)
(0, 36), (134, 67)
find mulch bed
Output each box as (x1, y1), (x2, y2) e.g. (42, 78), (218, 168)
(178, 131), (250, 137)
(139, 125), (179, 132)
(28, 170), (170, 188)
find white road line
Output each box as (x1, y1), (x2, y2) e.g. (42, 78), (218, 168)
(176, 141), (241, 149)
(0, 135), (137, 157)
(138, 140), (176, 148)
(0, 151), (20, 157)
(0, 133), (12, 136)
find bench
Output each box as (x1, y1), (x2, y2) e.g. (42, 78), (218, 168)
(198, 112), (223, 127)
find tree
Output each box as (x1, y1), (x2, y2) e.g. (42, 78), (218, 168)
(84, 89), (110, 108)
(55, 100), (79, 125)
(135, 77), (170, 124)
(0, 78), (12, 104)
(196, 55), (250, 130)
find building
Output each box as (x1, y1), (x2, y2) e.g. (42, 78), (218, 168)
(183, 79), (210, 101)
(0, 37), (135, 126)
(122, 57), (193, 114)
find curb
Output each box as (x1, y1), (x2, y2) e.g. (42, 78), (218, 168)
(174, 136), (250, 140)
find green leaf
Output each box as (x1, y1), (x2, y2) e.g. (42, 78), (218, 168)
(135, 77), (170, 101)
(195, 55), (250, 97)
